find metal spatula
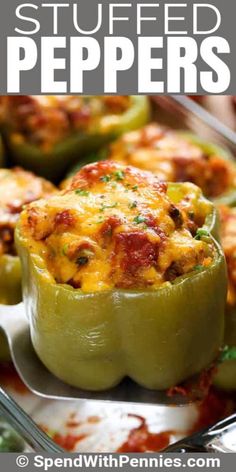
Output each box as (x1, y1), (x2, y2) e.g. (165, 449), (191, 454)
(1, 380), (236, 452)
(0, 303), (189, 405)
(164, 413), (236, 453)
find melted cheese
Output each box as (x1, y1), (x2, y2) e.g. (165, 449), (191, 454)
(108, 123), (235, 198)
(19, 161), (214, 292)
(0, 168), (56, 255)
(0, 96), (131, 151)
(220, 206), (236, 306)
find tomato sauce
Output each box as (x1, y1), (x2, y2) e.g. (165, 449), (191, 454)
(52, 432), (87, 451)
(0, 362), (28, 394)
(117, 415), (173, 453)
(191, 387), (236, 433)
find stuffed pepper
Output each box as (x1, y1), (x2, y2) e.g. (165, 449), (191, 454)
(213, 206), (236, 391)
(0, 167), (56, 305)
(0, 168), (56, 360)
(16, 161), (226, 391)
(102, 123), (236, 204)
(0, 96), (150, 181)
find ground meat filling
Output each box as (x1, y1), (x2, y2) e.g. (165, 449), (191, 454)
(0, 96), (131, 152)
(19, 161), (215, 292)
(219, 206), (236, 306)
(0, 168), (56, 256)
(108, 123), (235, 198)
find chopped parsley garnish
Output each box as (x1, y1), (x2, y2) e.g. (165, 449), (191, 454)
(193, 264), (204, 272)
(132, 185), (138, 191)
(129, 201), (137, 209)
(96, 216), (105, 224)
(101, 171), (126, 184)
(100, 202), (118, 212)
(100, 175), (111, 183)
(133, 215), (147, 224)
(219, 346), (236, 362)
(62, 244), (69, 256)
(75, 189), (89, 197)
(194, 228), (209, 240)
(114, 170), (125, 181)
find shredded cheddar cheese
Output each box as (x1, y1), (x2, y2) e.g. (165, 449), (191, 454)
(108, 123), (236, 198)
(0, 96), (131, 152)
(219, 205), (236, 306)
(0, 167), (56, 256)
(19, 161), (215, 292)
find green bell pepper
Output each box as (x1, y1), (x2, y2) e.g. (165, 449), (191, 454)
(112, 130), (235, 392)
(0, 255), (22, 305)
(213, 306), (236, 391)
(0, 167), (56, 360)
(2, 96), (150, 182)
(0, 255), (22, 361)
(15, 183), (227, 391)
